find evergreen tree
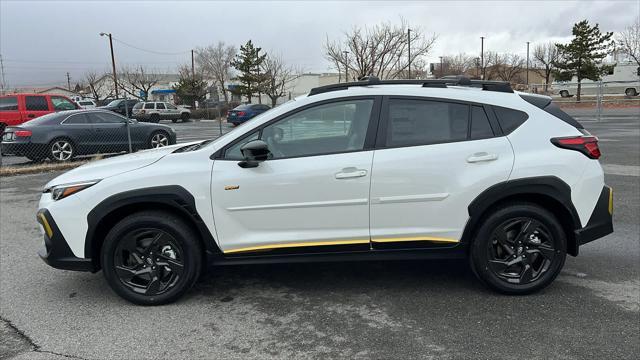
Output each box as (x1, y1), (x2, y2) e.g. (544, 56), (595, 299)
(553, 20), (615, 101)
(173, 70), (207, 107)
(230, 40), (266, 103)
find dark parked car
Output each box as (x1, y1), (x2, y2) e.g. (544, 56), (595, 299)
(99, 99), (140, 116)
(1, 110), (176, 162)
(227, 104), (270, 126)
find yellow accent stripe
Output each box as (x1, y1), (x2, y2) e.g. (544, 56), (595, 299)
(224, 239), (370, 254)
(608, 187), (613, 215)
(223, 236), (460, 254)
(38, 213), (53, 238)
(371, 236), (459, 244)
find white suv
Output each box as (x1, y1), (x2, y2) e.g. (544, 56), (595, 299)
(132, 101), (191, 123)
(36, 77), (613, 305)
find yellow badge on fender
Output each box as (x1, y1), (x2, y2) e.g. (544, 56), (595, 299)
(224, 185), (239, 191)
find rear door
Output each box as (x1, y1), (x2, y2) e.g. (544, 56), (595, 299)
(155, 102), (167, 119)
(60, 113), (93, 152)
(369, 97), (514, 249)
(0, 96), (22, 128)
(23, 95), (50, 121)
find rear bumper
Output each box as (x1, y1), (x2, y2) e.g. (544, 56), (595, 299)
(1, 142), (47, 156)
(37, 209), (95, 272)
(575, 186), (613, 246)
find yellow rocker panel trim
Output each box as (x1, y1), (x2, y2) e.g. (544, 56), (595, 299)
(224, 239), (370, 254)
(223, 236), (459, 254)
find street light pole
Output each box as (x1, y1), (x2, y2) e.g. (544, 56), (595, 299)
(526, 41), (530, 86)
(480, 36), (485, 80)
(407, 28), (412, 79)
(343, 51), (349, 82)
(100, 32), (119, 98)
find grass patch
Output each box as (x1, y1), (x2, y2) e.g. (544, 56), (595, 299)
(0, 160), (88, 177)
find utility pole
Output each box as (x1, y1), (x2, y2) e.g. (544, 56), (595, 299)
(0, 54), (6, 95)
(526, 41), (530, 86)
(66, 72), (71, 91)
(100, 32), (119, 98)
(191, 49), (195, 78)
(407, 28), (412, 79)
(343, 50), (349, 82)
(480, 36), (485, 80)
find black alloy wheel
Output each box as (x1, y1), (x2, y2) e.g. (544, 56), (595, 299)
(470, 203), (566, 294)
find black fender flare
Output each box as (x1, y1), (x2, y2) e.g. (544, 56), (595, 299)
(461, 176), (582, 255)
(85, 185), (220, 267)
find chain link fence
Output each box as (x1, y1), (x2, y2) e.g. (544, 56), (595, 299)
(0, 96), (234, 168)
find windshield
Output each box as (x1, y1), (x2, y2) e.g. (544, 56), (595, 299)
(133, 103), (143, 109)
(106, 100), (122, 107)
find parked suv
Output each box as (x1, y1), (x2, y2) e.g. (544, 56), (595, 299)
(132, 101), (191, 123)
(36, 77), (612, 305)
(0, 93), (78, 132)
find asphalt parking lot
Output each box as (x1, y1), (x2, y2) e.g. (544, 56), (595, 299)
(1, 109), (638, 359)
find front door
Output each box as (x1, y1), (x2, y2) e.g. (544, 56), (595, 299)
(87, 111), (130, 153)
(370, 97), (514, 249)
(211, 97), (380, 255)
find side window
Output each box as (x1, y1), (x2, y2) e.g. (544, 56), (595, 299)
(470, 106), (494, 139)
(260, 99), (374, 159)
(91, 112), (126, 124)
(386, 99), (468, 147)
(166, 104), (177, 110)
(0, 96), (18, 111)
(224, 131), (259, 160)
(64, 114), (88, 124)
(156, 103), (166, 110)
(25, 96), (49, 111)
(493, 106), (528, 134)
(51, 96), (77, 111)
(144, 103), (155, 110)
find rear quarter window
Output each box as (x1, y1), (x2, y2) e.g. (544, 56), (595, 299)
(25, 96), (49, 111)
(492, 106), (528, 134)
(0, 96), (18, 111)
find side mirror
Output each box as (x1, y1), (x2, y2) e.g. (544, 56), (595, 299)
(238, 140), (271, 168)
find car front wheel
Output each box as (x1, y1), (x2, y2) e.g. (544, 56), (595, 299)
(469, 202), (566, 295)
(101, 211), (203, 305)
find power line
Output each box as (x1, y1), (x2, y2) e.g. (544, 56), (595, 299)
(111, 37), (190, 56)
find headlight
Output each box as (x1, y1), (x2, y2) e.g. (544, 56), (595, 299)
(44, 180), (100, 201)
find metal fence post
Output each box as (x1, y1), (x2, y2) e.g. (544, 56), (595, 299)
(124, 94), (132, 153)
(596, 79), (603, 122)
(217, 105), (223, 135)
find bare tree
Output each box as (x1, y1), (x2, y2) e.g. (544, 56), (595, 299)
(617, 15), (640, 66)
(85, 71), (114, 103)
(259, 54), (301, 107)
(119, 66), (160, 101)
(482, 51), (500, 80)
(195, 42), (237, 102)
(532, 42), (560, 91)
(441, 53), (476, 77)
(487, 53), (525, 83)
(324, 18), (437, 80)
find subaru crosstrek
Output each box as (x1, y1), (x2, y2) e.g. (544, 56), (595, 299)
(37, 77), (613, 305)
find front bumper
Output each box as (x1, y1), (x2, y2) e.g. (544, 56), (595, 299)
(37, 209), (95, 272)
(574, 186), (614, 246)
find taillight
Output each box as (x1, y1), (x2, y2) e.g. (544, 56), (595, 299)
(14, 130), (32, 137)
(237, 111), (245, 116)
(551, 136), (601, 159)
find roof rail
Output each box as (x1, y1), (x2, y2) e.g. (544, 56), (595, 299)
(308, 76), (513, 96)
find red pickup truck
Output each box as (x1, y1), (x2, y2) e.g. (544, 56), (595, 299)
(0, 94), (78, 132)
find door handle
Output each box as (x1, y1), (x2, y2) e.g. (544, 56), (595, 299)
(335, 167), (368, 179)
(467, 152), (498, 163)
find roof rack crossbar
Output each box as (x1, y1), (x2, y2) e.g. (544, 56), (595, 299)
(307, 76), (513, 96)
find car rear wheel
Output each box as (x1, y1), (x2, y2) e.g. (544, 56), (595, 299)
(625, 88), (638, 97)
(559, 90), (570, 98)
(180, 113), (190, 122)
(149, 114), (160, 123)
(469, 202), (566, 295)
(101, 211), (203, 305)
(149, 131), (169, 148)
(48, 138), (75, 162)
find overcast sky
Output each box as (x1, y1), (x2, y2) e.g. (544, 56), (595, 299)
(0, 0), (637, 87)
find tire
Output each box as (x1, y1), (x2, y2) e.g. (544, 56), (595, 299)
(101, 211), (203, 305)
(148, 131), (170, 149)
(625, 88), (638, 97)
(149, 114), (160, 123)
(180, 113), (190, 122)
(559, 90), (570, 98)
(48, 138), (75, 162)
(0, 122), (6, 135)
(469, 202), (566, 295)
(171, 119), (178, 123)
